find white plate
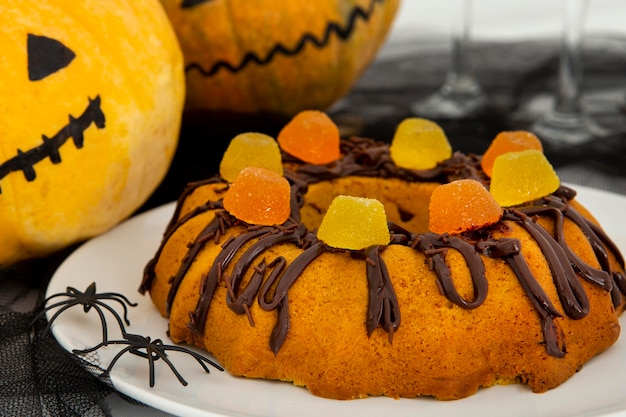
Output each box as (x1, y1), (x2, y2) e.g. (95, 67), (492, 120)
(47, 184), (626, 417)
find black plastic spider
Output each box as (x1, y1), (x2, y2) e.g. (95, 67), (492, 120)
(33, 282), (137, 343)
(73, 333), (224, 387)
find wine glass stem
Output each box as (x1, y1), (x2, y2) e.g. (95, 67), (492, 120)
(555, 0), (588, 114)
(411, 0), (486, 118)
(448, 0), (473, 84)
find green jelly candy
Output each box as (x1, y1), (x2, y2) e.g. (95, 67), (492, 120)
(490, 149), (560, 207)
(219, 132), (283, 182)
(317, 195), (390, 250)
(390, 118), (452, 170)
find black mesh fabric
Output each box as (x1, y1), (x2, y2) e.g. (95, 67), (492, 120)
(0, 306), (113, 417)
(0, 244), (158, 417)
(0, 250), (127, 417)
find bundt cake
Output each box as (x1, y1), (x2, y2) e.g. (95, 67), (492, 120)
(139, 113), (625, 400)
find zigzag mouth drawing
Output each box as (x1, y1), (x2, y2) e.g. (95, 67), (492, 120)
(185, 0), (385, 77)
(0, 95), (106, 193)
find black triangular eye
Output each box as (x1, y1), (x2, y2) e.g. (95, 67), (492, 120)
(181, 0), (212, 8)
(27, 34), (76, 81)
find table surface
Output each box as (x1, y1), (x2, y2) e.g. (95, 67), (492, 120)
(2, 11), (626, 417)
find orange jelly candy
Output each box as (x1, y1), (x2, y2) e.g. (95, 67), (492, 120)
(429, 179), (503, 234)
(222, 167), (291, 226)
(481, 131), (543, 177)
(277, 110), (340, 165)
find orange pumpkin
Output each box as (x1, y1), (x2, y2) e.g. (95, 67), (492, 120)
(159, 0), (399, 115)
(0, 0), (185, 264)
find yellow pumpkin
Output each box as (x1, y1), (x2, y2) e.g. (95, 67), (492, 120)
(159, 0), (399, 115)
(0, 0), (185, 265)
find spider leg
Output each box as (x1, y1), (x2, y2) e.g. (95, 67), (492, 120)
(145, 345), (158, 387)
(40, 301), (81, 336)
(96, 292), (138, 324)
(94, 300), (130, 334)
(153, 348), (190, 386)
(41, 291), (77, 306)
(161, 346), (224, 372)
(100, 346), (137, 379)
(129, 346), (151, 360)
(72, 339), (109, 354)
(31, 297), (80, 324)
(111, 298), (132, 325)
(73, 338), (133, 355)
(92, 304), (110, 343)
(99, 291), (138, 307)
(120, 338), (185, 387)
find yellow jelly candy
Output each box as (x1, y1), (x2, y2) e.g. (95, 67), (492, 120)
(219, 132), (283, 182)
(277, 110), (340, 165)
(223, 167), (291, 225)
(481, 131), (543, 178)
(490, 149), (560, 207)
(390, 118), (452, 170)
(429, 179), (503, 234)
(317, 196), (390, 250)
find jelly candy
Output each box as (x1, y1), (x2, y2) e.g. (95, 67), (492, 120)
(219, 132), (283, 182)
(317, 195), (390, 250)
(481, 131), (543, 177)
(429, 179), (503, 234)
(490, 149), (560, 207)
(223, 167), (291, 225)
(277, 110), (340, 165)
(390, 118), (452, 170)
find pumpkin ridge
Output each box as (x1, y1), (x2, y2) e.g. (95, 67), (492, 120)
(0, 96), (106, 194)
(184, 0), (385, 77)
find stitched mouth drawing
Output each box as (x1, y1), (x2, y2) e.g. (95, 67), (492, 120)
(183, 0), (385, 76)
(0, 33), (106, 194)
(0, 96), (105, 193)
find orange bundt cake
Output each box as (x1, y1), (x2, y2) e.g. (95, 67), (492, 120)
(139, 113), (626, 400)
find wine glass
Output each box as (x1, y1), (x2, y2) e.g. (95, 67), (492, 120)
(411, 0), (487, 119)
(531, 0), (604, 145)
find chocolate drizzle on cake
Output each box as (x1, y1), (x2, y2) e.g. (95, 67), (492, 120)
(478, 236), (567, 357)
(365, 245), (400, 341)
(140, 137), (626, 358)
(414, 233), (488, 309)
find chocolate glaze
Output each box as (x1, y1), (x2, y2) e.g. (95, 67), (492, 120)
(140, 137), (626, 357)
(365, 245), (400, 340)
(286, 137), (487, 187)
(479, 237), (567, 357)
(413, 233), (488, 309)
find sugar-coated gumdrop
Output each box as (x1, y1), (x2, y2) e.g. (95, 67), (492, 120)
(429, 179), (503, 234)
(223, 167), (291, 226)
(481, 131), (543, 178)
(490, 149), (560, 207)
(219, 132), (283, 182)
(277, 110), (340, 165)
(390, 118), (452, 170)
(317, 196), (390, 250)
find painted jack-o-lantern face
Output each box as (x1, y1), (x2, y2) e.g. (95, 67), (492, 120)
(0, 1), (184, 264)
(159, 0), (399, 115)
